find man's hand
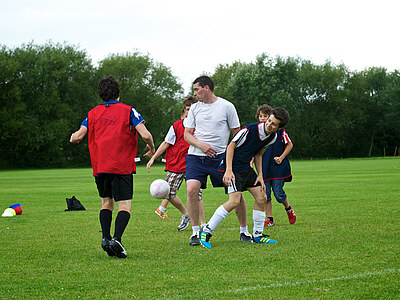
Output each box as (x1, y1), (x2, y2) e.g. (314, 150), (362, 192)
(274, 156), (283, 164)
(199, 142), (217, 158)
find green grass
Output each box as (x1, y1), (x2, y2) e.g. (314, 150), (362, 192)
(1, 157), (399, 299)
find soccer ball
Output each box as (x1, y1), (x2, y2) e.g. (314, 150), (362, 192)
(150, 179), (170, 199)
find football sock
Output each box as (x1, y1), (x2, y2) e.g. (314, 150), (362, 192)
(99, 209), (112, 240)
(192, 226), (200, 235)
(285, 205), (292, 211)
(206, 205), (229, 233)
(253, 209), (266, 237)
(113, 210), (131, 242)
(240, 226), (249, 234)
(159, 206), (167, 212)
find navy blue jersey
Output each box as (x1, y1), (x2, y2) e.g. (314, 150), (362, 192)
(262, 128), (292, 182)
(219, 122), (277, 173)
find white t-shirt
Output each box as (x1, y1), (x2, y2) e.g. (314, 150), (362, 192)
(164, 119), (186, 145)
(185, 97), (240, 156)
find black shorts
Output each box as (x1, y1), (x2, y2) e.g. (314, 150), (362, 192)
(95, 174), (133, 201)
(224, 167), (261, 194)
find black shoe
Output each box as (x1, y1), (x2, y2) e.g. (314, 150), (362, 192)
(101, 238), (115, 256)
(189, 232), (200, 246)
(110, 237), (127, 258)
(240, 232), (253, 243)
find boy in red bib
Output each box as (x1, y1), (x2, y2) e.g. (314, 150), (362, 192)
(70, 76), (155, 258)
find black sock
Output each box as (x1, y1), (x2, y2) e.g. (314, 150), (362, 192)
(99, 209), (112, 240)
(113, 211), (131, 242)
(268, 217), (274, 222)
(285, 205), (292, 211)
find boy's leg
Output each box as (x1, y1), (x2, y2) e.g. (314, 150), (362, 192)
(263, 181), (275, 226)
(114, 200), (131, 241)
(272, 180), (296, 224)
(201, 192), (242, 248)
(235, 195), (252, 242)
(108, 199), (131, 259)
(155, 199), (171, 219)
(169, 196), (188, 215)
(264, 201), (275, 226)
(100, 197), (114, 240)
(167, 196), (190, 231)
(235, 194), (247, 227)
(248, 187), (277, 244)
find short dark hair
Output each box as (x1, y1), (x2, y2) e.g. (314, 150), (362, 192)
(193, 76), (214, 92)
(255, 104), (272, 120)
(271, 107), (290, 128)
(182, 95), (198, 107)
(98, 76), (120, 101)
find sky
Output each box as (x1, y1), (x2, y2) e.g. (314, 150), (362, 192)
(1, 0), (399, 94)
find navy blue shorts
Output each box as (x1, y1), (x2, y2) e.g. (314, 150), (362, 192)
(185, 154), (224, 189)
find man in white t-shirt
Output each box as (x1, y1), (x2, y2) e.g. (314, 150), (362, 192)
(184, 76), (252, 246)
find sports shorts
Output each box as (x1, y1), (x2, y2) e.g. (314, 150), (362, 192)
(165, 171), (203, 201)
(95, 174), (133, 201)
(185, 154), (224, 189)
(225, 167), (261, 194)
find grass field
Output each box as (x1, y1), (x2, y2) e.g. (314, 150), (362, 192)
(0, 157), (399, 299)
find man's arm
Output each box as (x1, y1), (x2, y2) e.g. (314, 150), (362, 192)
(184, 127), (217, 158)
(254, 147), (267, 191)
(135, 123), (155, 156)
(231, 127), (240, 136)
(70, 126), (88, 144)
(146, 141), (170, 173)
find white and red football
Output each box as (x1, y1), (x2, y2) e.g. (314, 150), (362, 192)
(150, 179), (170, 199)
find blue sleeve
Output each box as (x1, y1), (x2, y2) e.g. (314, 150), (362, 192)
(81, 118), (88, 128)
(130, 107), (144, 127)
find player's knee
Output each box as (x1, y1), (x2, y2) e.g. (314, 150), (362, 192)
(275, 192), (287, 203)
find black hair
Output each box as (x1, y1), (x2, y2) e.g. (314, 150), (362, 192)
(98, 76), (120, 101)
(193, 76), (214, 92)
(271, 107), (290, 128)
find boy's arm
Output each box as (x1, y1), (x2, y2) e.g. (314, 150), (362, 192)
(223, 141), (236, 187)
(146, 141), (170, 173)
(274, 141), (293, 164)
(135, 123), (155, 157)
(70, 126), (88, 144)
(254, 147), (267, 191)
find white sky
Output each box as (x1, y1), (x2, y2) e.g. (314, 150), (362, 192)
(1, 0), (399, 94)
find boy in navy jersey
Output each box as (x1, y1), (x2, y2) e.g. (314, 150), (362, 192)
(70, 76), (155, 258)
(257, 106), (296, 226)
(200, 107), (290, 248)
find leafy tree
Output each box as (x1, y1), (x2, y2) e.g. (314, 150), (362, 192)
(295, 61), (348, 158)
(0, 42), (96, 168)
(96, 52), (184, 157)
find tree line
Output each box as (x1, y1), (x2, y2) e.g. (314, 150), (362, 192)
(0, 42), (399, 169)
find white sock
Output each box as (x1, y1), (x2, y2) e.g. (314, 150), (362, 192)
(206, 205), (229, 233)
(240, 226), (249, 234)
(253, 209), (266, 237)
(159, 206), (166, 212)
(192, 225), (200, 235)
